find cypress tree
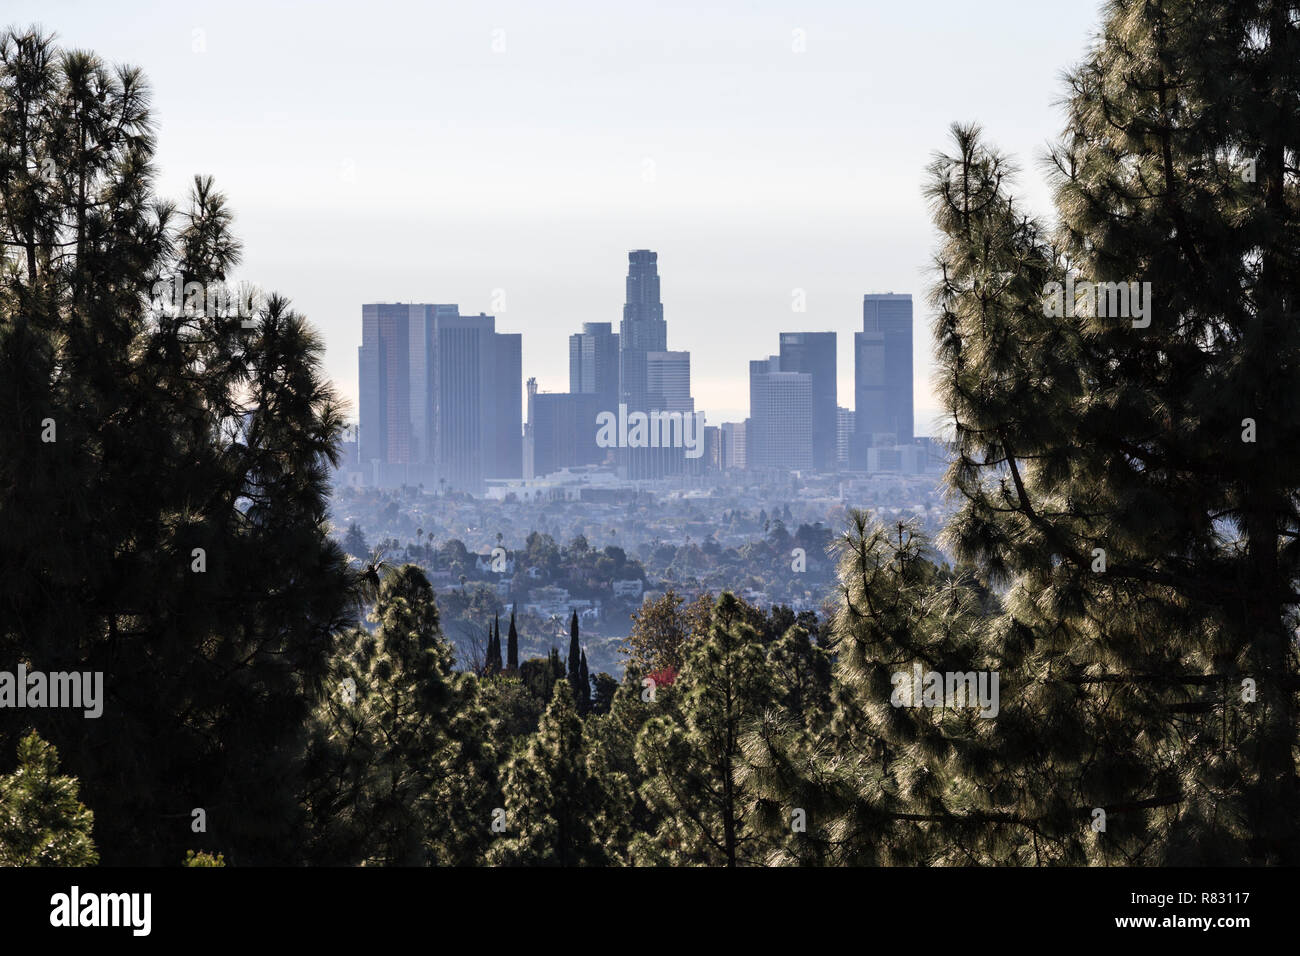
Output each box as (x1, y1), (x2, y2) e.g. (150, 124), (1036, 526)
(578, 650), (591, 716)
(568, 610), (582, 706)
(486, 618), (503, 676)
(507, 608), (519, 671)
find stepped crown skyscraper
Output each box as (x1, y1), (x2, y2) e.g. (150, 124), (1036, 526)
(619, 250), (668, 410)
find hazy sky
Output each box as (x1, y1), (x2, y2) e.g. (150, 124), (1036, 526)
(21, 0), (1104, 430)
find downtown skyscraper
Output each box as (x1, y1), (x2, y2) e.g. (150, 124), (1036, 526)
(569, 321), (620, 412)
(778, 331), (837, 470)
(619, 249), (668, 412)
(747, 355), (814, 471)
(615, 250), (695, 479)
(358, 304), (521, 490)
(853, 293), (913, 467)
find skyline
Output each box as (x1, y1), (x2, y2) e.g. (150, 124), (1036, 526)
(7, 0), (1108, 427)
(356, 254), (920, 488)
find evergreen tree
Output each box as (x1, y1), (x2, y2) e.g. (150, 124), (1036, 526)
(303, 565), (497, 865)
(343, 522), (368, 559)
(568, 610), (582, 708)
(766, 624), (833, 729)
(487, 680), (630, 866)
(742, 515), (1001, 866)
(507, 608), (519, 671)
(0, 30), (354, 864)
(916, 0), (1300, 864)
(587, 663), (664, 852)
(486, 617), (502, 676)
(0, 731), (98, 866)
(633, 593), (778, 866)
(590, 673), (618, 716)
(578, 650), (591, 717)
(520, 655), (561, 705)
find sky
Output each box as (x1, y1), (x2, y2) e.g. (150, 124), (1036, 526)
(19, 0), (1106, 432)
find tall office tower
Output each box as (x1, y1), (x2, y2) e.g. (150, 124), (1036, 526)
(619, 249), (668, 410)
(525, 379), (603, 479)
(359, 304), (410, 467)
(569, 321), (620, 412)
(434, 311), (522, 491)
(491, 331), (523, 479)
(748, 355), (814, 471)
(778, 331), (837, 470)
(359, 303), (520, 489)
(645, 350), (693, 412)
(836, 406), (855, 470)
(614, 249), (695, 479)
(854, 293), (913, 467)
(720, 421), (747, 471)
(359, 302), (453, 477)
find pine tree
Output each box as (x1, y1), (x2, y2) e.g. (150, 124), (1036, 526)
(833, 0), (1300, 864)
(487, 680), (630, 866)
(0, 731), (98, 866)
(303, 565), (497, 865)
(0, 30), (354, 864)
(742, 514), (1002, 866)
(633, 593), (778, 866)
(343, 522), (368, 559)
(588, 663), (662, 851)
(590, 673), (618, 716)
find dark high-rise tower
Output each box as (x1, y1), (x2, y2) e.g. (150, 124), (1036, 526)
(359, 303), (521, 489)
(360, 303), (449, 474)
(778, 331), (837, 470)
(434, 311), (521, 491)
(853, 293), (913, 466)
